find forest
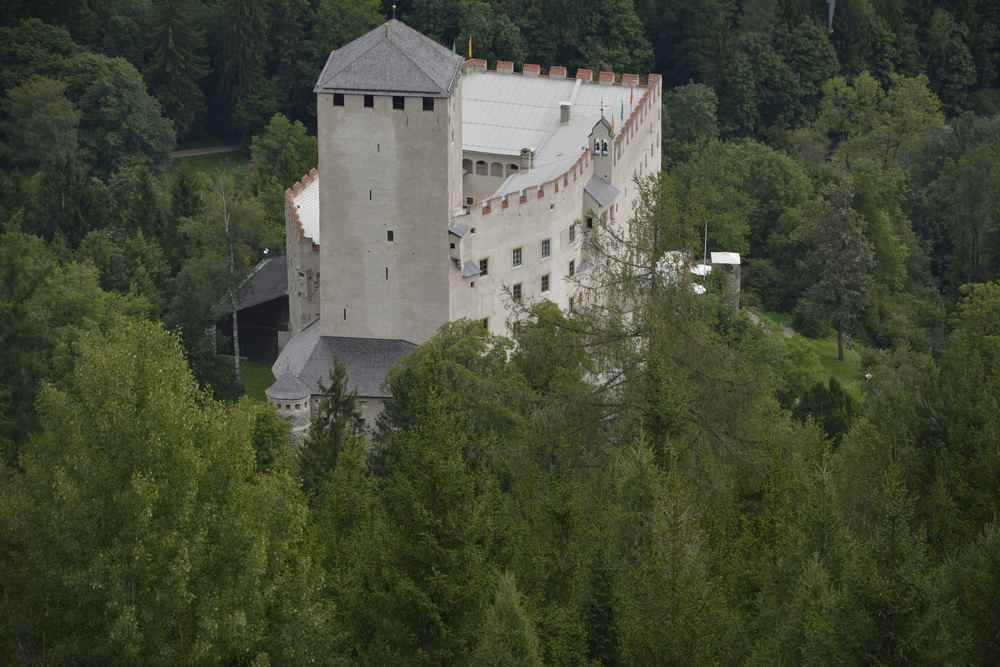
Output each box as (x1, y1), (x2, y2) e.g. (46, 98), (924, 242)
(2, 0), (1000, 664)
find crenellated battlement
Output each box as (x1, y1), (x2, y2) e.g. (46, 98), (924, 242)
(284, 167), (319, 244)
(463, 58), (659, 89)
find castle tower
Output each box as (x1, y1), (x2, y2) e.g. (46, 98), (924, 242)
(314, 20), (465, 344)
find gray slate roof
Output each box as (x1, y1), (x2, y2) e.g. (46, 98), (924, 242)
(266, 371), (311, 401)
(212, 256), (287, 319)
(271, 327), (416, 399)
(315, 19), (464, 96)
(584, 176), (623, 209)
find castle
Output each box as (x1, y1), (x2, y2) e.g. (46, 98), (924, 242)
(266, 20), (663, 431)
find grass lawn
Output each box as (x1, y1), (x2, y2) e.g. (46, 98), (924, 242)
(174, 150), (251, 180)
(753, 309), (865, 398)
(240, 359), (274, 402)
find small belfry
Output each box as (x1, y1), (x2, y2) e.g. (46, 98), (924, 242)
(272, 19), (663, 430)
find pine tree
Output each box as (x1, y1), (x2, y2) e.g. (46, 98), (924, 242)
(145, 0), (210, 138)
(298, 358), (365, 499)
(473, 573), (545, 667)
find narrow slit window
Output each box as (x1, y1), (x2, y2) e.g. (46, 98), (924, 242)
(569, 259), (575, 276)
(333, 93), (345, 106)
(387, 230), (394, 242)
(385, 267), (389, 280)
(369, 190), (372, 200)
(364, 95), (374, 108)
(343, 308), (347, 320)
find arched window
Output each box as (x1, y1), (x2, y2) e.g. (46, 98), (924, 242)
(594, 139), (600, 153)
(475, 160), (488, 175)
(507, 163), (519, 174)
(601, 140), (608, 155)
(490, 162), (503, 177)
(462, 158), (472, 174)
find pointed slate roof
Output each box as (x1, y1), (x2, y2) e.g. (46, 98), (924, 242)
(266, 370), (311, 401)
(315, 19), (464, 97)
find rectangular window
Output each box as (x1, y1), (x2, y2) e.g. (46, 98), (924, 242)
(541, 238), (551, 258)
(364, 94), (374, 108)
(387, 230), (394, 242)
(513, 283), (522, 302)
(423, 97), (434, 111)
(586, 216), (594, 230)
(333, 93), (344, 106)
(392, 96), (404, 110)
(569, 223), (576, 244)
(569, 259), (575, 276)
(481, 317), (489, 331)
(512, 247), (522, 267)
(479, 258), (489, 276)
(541, 273), (550, 292)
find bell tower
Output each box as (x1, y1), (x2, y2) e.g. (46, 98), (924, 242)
(314, 19), (465, 343)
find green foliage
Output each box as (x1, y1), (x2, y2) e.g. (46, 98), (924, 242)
(1, 77), (79, 169)
(250, 112), (316, 220)
(145, 0), (211, 138)
(662, 82), (718, 166)
(473, 572), (545, 667)
(59, 51), (176, 172)
(299, 359), (365, 499)
(0, 318), (333, 663)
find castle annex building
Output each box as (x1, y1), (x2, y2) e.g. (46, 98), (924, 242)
(268, 20), (662, 428)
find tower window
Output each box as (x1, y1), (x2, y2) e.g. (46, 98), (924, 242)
(481, 317), (489, 331)
(586, 216), (594, 230)
(479, 258), (489, 276)
(512, 283), (522, 302)
(569, 224), (576, 244)
(343, 308), (347, 320)
(392, 96), (404, 110)
(387, 230), (394, 242)
(364, 95), (374, 108)
(333, 93), (344, 106)
(541, 238), (551, 258)
(512, 247), (522, 267)
(466, 195), (474, 206)
(423, 97), (434, 111)
(541, 273), (550, 292)
(569, 259), (575, 276)
(385, 267), (389, 280)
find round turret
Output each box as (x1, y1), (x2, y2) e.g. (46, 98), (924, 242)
(266, 371), (312, 439)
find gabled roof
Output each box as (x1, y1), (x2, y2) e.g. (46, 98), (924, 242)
(584, 176), (622, 209)
(315, 19), (464, 96)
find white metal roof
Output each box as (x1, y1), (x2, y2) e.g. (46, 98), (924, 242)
(292, 177), (320, 243)
(711, 252), (741, 265)
(462, 71), (642, 196)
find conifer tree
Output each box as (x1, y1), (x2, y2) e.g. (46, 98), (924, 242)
(473, 572), (545, 667)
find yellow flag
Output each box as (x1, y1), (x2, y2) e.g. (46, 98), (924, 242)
(467, 34), (472, 59)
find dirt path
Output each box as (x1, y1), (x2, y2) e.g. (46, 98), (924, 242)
(171, 145), (241, 158)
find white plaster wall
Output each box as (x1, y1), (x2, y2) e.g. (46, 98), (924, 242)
(448, 78), (662, 337)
